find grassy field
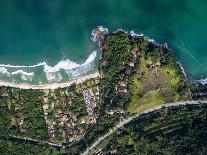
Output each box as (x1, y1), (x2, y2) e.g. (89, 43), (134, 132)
(127, 90), (165, 113)
(127, 51), (186, 114)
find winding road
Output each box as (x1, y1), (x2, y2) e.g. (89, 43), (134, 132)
(82, 100), (207, 155)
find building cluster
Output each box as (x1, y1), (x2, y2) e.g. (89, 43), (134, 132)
(42, 78), (100, 144)
(18, 115), (27, 132)
(42, 96), (56, 142)
(82, 79), (100, 124)
(115, 81), (128, 94)
(107, 108), (124, 116)
(42, 91), (86, 144)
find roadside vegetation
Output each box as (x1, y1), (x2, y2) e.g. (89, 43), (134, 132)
(90, 104), (207, 155)
(0, 138), (64, 155)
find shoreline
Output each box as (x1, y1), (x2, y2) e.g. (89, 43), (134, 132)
(0, 27), (206, 89)
(96, 26), (207, 85)
(0, 51), (98, 83)
(111, 28), (198, 82)
(0, 72), (99, 90)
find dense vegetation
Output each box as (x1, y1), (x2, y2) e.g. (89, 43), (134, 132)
(69, 31), (192, 154)
(0, 78), (100, 154)
(101, 31), (190, 113)
(191, 82), (207, 100)
(0, 138), (63, 155)
(0, 87), (48, 140)
(90, 103), (207, 155)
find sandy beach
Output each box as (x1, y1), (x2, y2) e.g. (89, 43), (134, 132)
(0, 72), (99, 90)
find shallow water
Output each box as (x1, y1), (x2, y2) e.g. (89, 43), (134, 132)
(0, 0), (206, 84)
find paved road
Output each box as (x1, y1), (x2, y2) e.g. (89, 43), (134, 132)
(82, 100), (207, 155)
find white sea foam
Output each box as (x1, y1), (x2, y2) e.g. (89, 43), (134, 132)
(115, 28), (126, 33)
(21, 74), (33, 81)
(44, 51), (96, 79)
(11, 70), (34, 81)
(129, 31), (144, 37)
(91, 26), (108, 42)
(0, 51), (97, 83)
(195, 78), (207, 85)
(177, 62), (187, 77)
(64, 51), (96, 79)
(44, 60), (79, 73)
(0, 68), (34, 81)
(0, 62), (46, 68)
(45, 72), (62, 82)
(148, 38), (155, 43)
(82, 51), (97, 65)
(164, 43), (168, 48)
(0, 67), (9, 74)
(11, 70), (34, 76)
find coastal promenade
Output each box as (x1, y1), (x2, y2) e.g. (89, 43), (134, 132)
(0, 72), (99, 90)
(82, 100), (207, 155)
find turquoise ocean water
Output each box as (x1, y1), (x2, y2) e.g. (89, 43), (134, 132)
(0, 0), (207, 84)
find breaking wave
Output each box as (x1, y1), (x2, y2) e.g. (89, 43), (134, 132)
(0, 67), (34, 81)
(0, 51), (98, 84)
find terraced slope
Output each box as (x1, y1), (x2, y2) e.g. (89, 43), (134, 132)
(90, 104), (207, 155)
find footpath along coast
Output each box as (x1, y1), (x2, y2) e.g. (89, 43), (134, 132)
(0, 72), (99, 90)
